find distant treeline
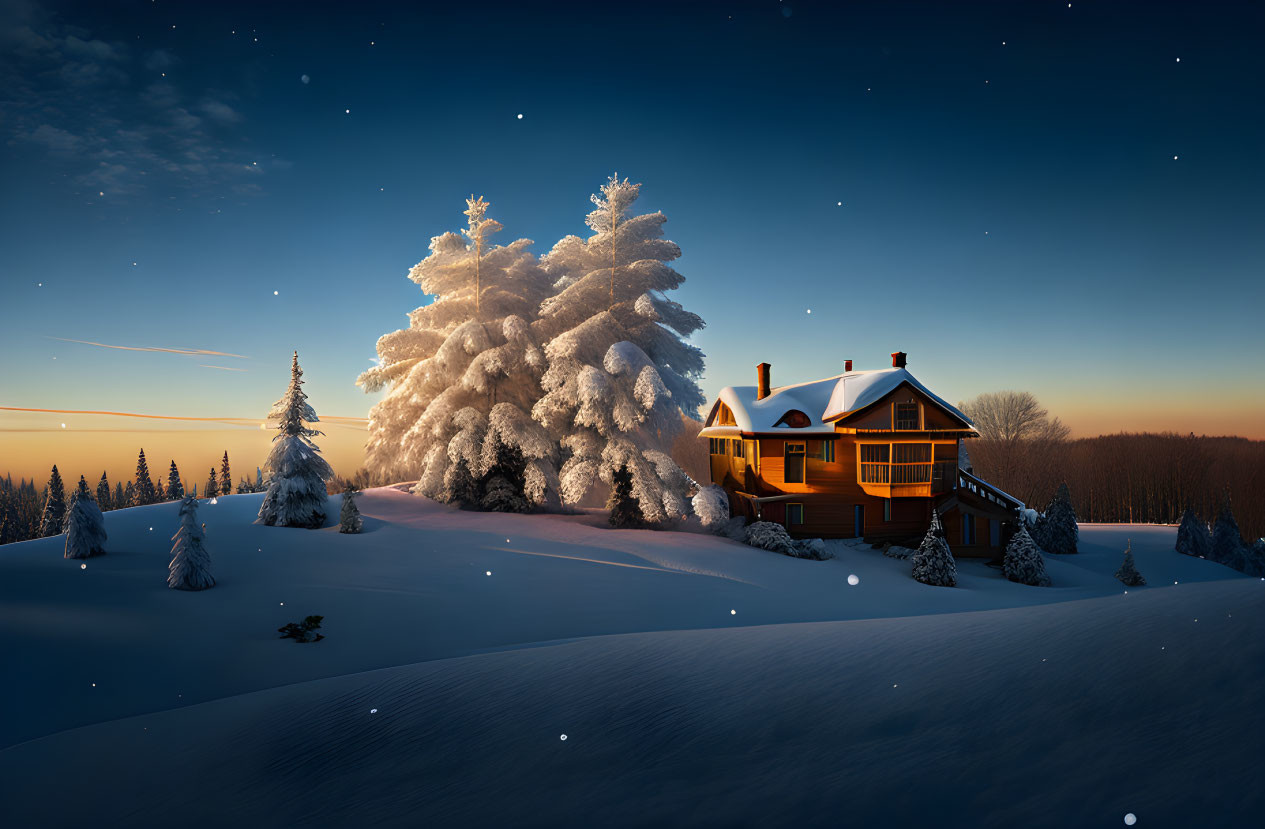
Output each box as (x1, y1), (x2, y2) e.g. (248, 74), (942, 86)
(970, 432), (1264, 542)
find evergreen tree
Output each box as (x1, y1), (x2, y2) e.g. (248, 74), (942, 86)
(1115, 541), (1146, 586)
(167, 461), (184, 500)
(479, 436), (531, 513)
(338, 487), (363, 534)
(910, 511), (957, 587)
(532, 175), (704, 521)
(1210, 492), (1247, 571)
(1175, 508), (1211, 558)
(255, 467), (264, 490)
(96, 471), (112, 511)
(606, 463), (646, 528)
(135, 449), (157, 505)
(358, 195), (557, 504)
(64, 476), (107, 559)
(168, 495), (214, 590)
(1003, 524), (1052, 586)
(219, 451), (232, 495)
(121, 480), (136, 509)
(204, 468), (219, 499)
(38, 465), (66, 537)
(113, 481), (124, 509)
(258, 352), (334, 528)
(154, 476), (166, 501)
(1247, 538), (1265, 578)
(1034, 482), (1079, 554)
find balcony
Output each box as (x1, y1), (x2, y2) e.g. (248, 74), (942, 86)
(858, 456), (957, 498)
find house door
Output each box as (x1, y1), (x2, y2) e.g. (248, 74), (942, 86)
(853, 505), (864, 538)
(990, 519), (1001, 548)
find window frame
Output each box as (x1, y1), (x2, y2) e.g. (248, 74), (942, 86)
(894, 401), (921, 431)
(784, 441), (806, 484)
(786, 502), (805, 526)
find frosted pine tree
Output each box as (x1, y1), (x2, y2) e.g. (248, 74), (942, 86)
(38, 465), (66, 537)
(168, 495), (214, 590)
(691, 484), (730, 529)
(1210, 492), (1247, 571)
(219, 451), (232, 495)
(910, 511), (957, 587)
(1003, 524), (1051, 587)
(358, 196), (557, 507)
(113, 481), (124, 509)
(64, 476), (107, 559)
(135, 449), (157, 506)
(167, 461), (184, 500)
(1115, 540), (1146, 586)
(96, 471), (112, 511)
(204, 468), (219, 499)
(121, 480), (135, 509)
(154, 476), (166, 501)
(531, 175), (706, 522)
(338, 487), (363, 533)
(1034, 482), (1078, 554)
(258, 352), (334, 528)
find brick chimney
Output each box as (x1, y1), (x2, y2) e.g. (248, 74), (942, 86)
(891, 351), (907, 369)
(756, 362), (771, 400)
(844, 359), (853, 372)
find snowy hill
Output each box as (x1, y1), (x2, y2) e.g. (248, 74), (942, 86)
(1, 488), (1261, 827)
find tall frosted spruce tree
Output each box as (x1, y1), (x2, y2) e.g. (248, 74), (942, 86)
(219, 451), (232, 496)
(531, 175), (705, 522)
(135, 449), (158, 506)
(38, 465), (66, 537)
(96, 471), (112, 511)
(169, 494), (214, 590)
(358, 196), (558, 507)
(64, 476), (107, 559)
(167, 461), (185, 500)
(259, 352), (334, 528)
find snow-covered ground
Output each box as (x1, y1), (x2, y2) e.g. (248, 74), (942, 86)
(1, 489), (1261, 827)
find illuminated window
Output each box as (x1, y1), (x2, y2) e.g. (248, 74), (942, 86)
(895, 402), (919, 430)
(784, 442), (805, 483)
(807, 441), (837, 462)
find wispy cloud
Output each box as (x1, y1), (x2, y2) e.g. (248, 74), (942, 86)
(48, 337), (249, 359)
(0, 406), (368, 425)
(199, 364), (248, 372)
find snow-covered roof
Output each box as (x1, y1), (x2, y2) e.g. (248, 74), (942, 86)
(698, 368), (974, 438)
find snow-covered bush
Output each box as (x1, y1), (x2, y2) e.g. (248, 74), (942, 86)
(744, 521), (798, 556)
(1034, 482), (1078, 554)
(1003, 524), (1051, 587)
(338, 488), (363, 534)
(278, 615), (324, 643)
(1021, 508), (1041, 530)
(168, 495), (214, 591)
(883, 542), (915, 560)
(911, 512), (957, 587)
(64, 477), (106, 559)
(1210, 493), (1247, 571)
(795, 537), (831, 561)
(258, 352), (334, 528)
(1115, 541), (1145, 587)
(691, 485), (730, 529)
(1175, 508), (1210, 558)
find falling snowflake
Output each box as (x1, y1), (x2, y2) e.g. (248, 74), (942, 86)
(730, 609), (736, 615)
(301, 74), (310, 84)
(486, 571), (492, 576)
(273, 290), (279, 295)
(1124, 815), (1137, 826)
(847, 574), (860, 586)
(560, 734), (567, 741)
(516, 113), (523, 119)
(80, 563), (86, 570)
(370, 708), (378, 714)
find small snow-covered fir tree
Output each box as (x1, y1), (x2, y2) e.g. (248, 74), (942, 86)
(168, 495), (214, 590)
(1210, 492), (1247, 571)
(204, 468), (219, 499)
(607, 464), (646, 528)
(1003, 524), (1051, 587)
(358, 196), (557, 506)
(1115, 540), (1146, 586)
(113, 481), (124, 509)
(258, 352), (334, 528)
(338, 487), (363, 533)
(96, 471), (112, 512)
(691, 484), (730, 529)
(1175, 507), (1210, 558)
(121, 480), (135, 508)
(135, 448), (157, 506)
(911, 511), (957, 587)
(1034, 482), (1078, 554)
(531, 175), (705, 522)
(38, 465), (66, 537)
(219, 451), (232, 495)
(167, 461), (184, 500)
(64, 476), (107, 559)
(155, 476), (166, 501)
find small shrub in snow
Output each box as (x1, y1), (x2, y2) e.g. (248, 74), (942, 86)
(1001, 525), (1050, 586)
(168, 495), (214, 591)
(794, 537), (832, 561)
(278, 615), (324, 643)
(1114, 541), (1146, 587)
(607, 464), (646, 528)
(338, 488), (363, 534)
(1034, 482), (1078, 554)
(692, 485), (730, 529)
(1175, 508), (1211, 559)
(910, 512), (956, 587)
(744, 521), (798, 556)
(883, 541), (914, 560)
(64, 477), (107, 559)
(1021, 508), (1041, 530)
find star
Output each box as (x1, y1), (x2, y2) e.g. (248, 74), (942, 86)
(345, 109), (350, 114)
(273, 290), (279, 295)
(517, 113), (524, 119)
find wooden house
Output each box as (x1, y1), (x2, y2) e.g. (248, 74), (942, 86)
(698, 353), (1024, 556)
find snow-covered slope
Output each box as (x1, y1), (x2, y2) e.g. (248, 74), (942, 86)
(1, 488), (1260, 826)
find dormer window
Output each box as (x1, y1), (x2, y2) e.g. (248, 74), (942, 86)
(895, 402), (920, 430)
(774, 410), (812, 428)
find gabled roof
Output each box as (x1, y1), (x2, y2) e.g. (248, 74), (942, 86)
(698, 367), (974, 438)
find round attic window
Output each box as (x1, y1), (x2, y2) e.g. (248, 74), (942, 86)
(774, 410), (812, 428)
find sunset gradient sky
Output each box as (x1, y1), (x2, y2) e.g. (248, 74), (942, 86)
(2, 0), (1262, 486)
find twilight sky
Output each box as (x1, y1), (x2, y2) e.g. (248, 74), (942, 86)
(1, 0), (1262, 485)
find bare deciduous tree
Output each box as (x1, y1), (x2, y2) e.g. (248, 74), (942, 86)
(958, 391), (1070, 504)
